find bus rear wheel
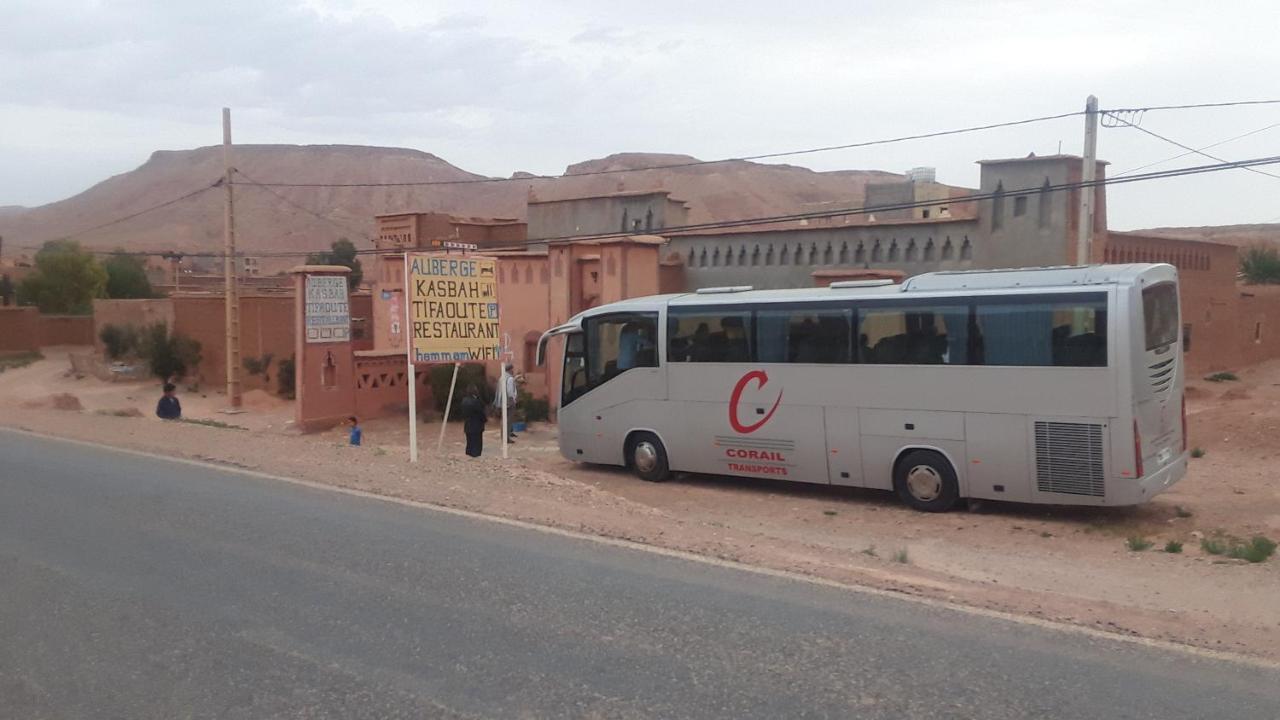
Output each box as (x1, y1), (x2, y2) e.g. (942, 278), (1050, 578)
(894, 450), (959, 513)
(627, 433), (671, 483)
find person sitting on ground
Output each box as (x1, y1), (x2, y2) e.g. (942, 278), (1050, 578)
(347, 416), (362, 446)
(155, 383), (181, 420)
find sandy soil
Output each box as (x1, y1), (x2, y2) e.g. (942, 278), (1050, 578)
(3, 348), (1278, 660)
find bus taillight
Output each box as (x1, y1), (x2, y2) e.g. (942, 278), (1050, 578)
(1133, 419), (1145, 478)
(1181, 394), (1188, 452)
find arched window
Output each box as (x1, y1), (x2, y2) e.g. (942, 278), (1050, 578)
(711, 247), (721, 267)
(1038, 178), (1051, 228)
(751, 246), (761, 266)
(854, 243), (866, 264)
(887, 240), (900, 262)
(992, 181), (1005, 231)
(765, 245), (775, 266)
(687, 250), (696, 267)
(780, 245), (791, 265)
(823, 244), (833, 265)
(839, 242), (849, 264)
(871, 240), (883, 263)
(923, 239), (936, 262)
(904, 239), (918, 263)
(525, 265), (533, 283)
(941, 239), (955, 260)
(738, 246), (748, 266)
(960, 238), (973, 261)
(699, 248), (708, 267)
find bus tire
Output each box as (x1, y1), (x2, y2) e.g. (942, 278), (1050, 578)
(627, 432), (671, 483)
(893, 450), (959, 513)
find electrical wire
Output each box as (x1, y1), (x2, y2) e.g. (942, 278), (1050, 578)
(229, 110), (1086, 188)
(55, 180), (222, 241)
(232, 169), (377, 244)
(1111, 121), (1280, 177)
(1104, 114), (1280, 182)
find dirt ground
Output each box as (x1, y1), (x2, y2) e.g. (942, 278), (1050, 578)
(3, 348), (1278, 661)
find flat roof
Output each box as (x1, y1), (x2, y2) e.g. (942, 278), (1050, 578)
(672, 213), (977, 238)
(977, 153), (1110, 166)
(529, 189), (688, 205)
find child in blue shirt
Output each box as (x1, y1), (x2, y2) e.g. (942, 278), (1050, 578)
(347, 416), (362, 446)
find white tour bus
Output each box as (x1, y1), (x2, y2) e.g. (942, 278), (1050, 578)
(537, 264), (1188, 511)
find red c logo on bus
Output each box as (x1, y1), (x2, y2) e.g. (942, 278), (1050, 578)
(729, 370), (783, 434)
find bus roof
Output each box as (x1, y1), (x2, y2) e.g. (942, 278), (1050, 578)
(566, 263), (1174, 320)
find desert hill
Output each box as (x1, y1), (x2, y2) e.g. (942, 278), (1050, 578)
(0, 145), (914, 272)
(1128, 223), (1280, 248)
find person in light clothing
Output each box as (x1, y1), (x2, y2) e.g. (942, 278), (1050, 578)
(493, 363), (519, 442)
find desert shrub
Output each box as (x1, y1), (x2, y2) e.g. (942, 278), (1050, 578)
(518, 393), (551, 422)
(1205, 371), (1238, 382)
(1240, 245), (1280, 284)
(243, 353), (274, 383)
(99, 323), (139, 360)
(136, 323), (202, 381)
(277, 355), (296, 399)
(1164, 540), (1183, 554)
(1125, 536), (1153, 551)
(1190, 447), (1205, 459)
(427, 363), (491, 416)
(1228, 536), (1277, 563)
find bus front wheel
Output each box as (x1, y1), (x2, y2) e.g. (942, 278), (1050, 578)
(627, 433), (671, 483)
(893, 450), (959, 512)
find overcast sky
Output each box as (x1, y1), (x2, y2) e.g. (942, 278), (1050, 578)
(3, 0), (1278, 229)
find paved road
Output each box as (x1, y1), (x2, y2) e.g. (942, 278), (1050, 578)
(1, 430), (1278, 719)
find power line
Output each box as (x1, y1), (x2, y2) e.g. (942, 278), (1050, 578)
(55, 180), (223, 242)
(229, 110), (1086, 189)
(1104, 113), (1280, 182)
(232, 169), (376, 245)
(1102, 99), (1280, 113)
(1111, 121), (1280, 177)
(222, 152), (1280, 259)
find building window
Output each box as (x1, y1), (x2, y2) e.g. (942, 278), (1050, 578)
(923, 239), (936, 262)
(921, 209), (931, 219)
(1038, 178), (1051, 228)
(992, 182), (1005, 231)
(941, 239), (954, 260)
(904, 240), (918, 263)
(888, 241), (900, 262)
(751, 247), (761, 266)
(1014, 195), (1028, 217)
(738, 246), (747, 265)
(699, 248), (708, 267)
(645, 208), (654, 232)
(765, 245), (775, 266)
(854, 243), (866, 264)
(620, 209), (629, 233)
(525, 265), (534, 283)
(960, 238), (973, 261)
(780, 245), (790, 265)
(712, 248), (720, 267)
(839, 243), (849, 264)
(823, 244), (834, 265)
(687, 250), (696, 267)
(871, 240), (883, 263)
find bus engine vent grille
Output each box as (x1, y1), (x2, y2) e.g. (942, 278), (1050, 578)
(1034, 421), (1106, 497)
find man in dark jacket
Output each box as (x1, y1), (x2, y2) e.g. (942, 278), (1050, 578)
(459, 384), (486, 458)
(156, 383), (181, 420)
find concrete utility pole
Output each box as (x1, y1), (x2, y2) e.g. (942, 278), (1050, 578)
(222, 108), (243, 409)
(1076, 95), (1099, 265)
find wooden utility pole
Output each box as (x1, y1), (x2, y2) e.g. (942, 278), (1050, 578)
(1076, 95), (1099, 265)
(222, 108), (243, 409)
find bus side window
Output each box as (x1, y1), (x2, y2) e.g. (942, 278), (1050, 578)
(973, 294), (1107, 367)
(585, 313), (658, 387)
(757, 307), (852, 363)
(857, 305), (968, 364)
(669, 309), (753, 362)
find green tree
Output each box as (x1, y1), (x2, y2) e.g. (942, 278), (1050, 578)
(0, 274), (13, 306)
(16, 240), (107, 314)
(307, 238), (363, 290)
(103, 251), (156, 299)
(1241, 245), (1280, 284)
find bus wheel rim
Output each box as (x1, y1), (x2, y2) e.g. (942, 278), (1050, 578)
(906, 465), (942, 501)
(634, 441), (659, 473)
